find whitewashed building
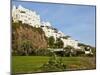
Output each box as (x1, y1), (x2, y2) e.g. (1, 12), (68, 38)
(41, 21), (65, 40)
(61, 38), (80, 49)
(12, 5), (41, 28)
(41, 21), (80, 49)
(84, 47), (93, 55)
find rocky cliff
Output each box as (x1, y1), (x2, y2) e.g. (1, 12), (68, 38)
(12, 22), (48, 52)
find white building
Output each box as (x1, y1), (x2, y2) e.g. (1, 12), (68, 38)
(41, 21), (65, 40)
(12, 5), (41, 28)
(61, 38), (80, 49)
(84, 47), (93, 55)
(41, 21), (80, 49)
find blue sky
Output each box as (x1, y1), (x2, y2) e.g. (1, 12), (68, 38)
(12, 0), (96, 47)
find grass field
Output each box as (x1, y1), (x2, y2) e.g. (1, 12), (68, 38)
(12, 56), (96, 74)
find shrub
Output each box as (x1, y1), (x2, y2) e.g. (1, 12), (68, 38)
(41, 53), (67, 72)
(64, 45), (75, 57)
(64, 49), (70, 57)
(91, 47), (96, 56)
(71, 50), (77, 56)
(75, 50), (85, 56)
(36, 49), (53, 56)
(54, 51), (65, 57)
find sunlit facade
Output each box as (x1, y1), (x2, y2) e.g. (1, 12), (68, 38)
(12, 5), (41, 28)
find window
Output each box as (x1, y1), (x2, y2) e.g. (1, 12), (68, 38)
(20, 11), (25, 13)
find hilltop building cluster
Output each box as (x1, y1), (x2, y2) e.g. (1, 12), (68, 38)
(12, 5), (41, 28)
(12, 5), (80, 49)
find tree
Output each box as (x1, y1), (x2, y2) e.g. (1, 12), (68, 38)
(55, 38), (64, 48)
(19, 40), (33, 55)
(48, 36), (55, 48)
(91, 47), (96, 56)
(64, 45), (74, 57)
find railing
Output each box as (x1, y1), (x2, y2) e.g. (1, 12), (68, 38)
(48, 48), (65, 52)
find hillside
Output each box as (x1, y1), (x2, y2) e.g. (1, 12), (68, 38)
(12, 21), (48, 55)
